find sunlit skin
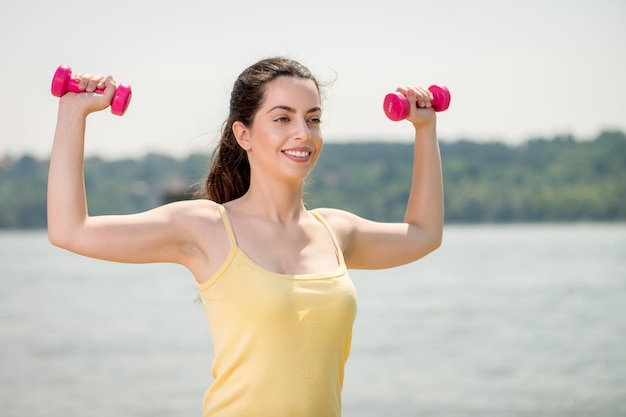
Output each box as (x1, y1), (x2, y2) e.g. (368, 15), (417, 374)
(224, 76), (337, 275)
(234, 76), (323, 196)
(48, 70), (442, 284)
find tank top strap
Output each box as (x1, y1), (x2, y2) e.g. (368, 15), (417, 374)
(218, 204), (238, 248)
(309, 210), (343, 261)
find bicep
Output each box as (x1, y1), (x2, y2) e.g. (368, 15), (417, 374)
(54, 201), (206, 265)
(327, 210), (441, 270)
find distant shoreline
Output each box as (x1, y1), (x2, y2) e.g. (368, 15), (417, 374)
(1, 131), (624, 228)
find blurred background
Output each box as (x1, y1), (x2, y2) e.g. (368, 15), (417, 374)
(1, 0), (625, 416)
(0, 0), (624, 157)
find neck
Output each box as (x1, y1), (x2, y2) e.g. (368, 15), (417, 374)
(237, 176), (307, 224)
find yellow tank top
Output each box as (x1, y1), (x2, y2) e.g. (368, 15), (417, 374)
(196, 205), (358, 417)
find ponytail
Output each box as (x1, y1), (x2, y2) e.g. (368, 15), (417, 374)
(198, 121), (250, 202)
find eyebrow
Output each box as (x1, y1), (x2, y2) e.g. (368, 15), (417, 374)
(266, 105), (321, 114)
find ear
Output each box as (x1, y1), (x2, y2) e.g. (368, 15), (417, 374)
(232, 121), (251, 151)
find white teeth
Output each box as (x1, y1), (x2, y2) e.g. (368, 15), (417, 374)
(284, 150), (310, 157)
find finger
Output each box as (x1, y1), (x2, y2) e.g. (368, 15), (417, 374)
(101, 75), (117, 101)
(414, 87), (431, 108)
(86, 74), (106, 92)
(77, 73), (92, 91)
(96, 77), (107, 90)
(395, 86), (409, 96)
(405, 88), (418, 109)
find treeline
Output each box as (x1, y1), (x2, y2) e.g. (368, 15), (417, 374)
(1, 130), (624, 229)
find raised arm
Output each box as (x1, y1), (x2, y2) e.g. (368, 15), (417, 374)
(402, 86), (444, 250)
(47, 73), (109, 251)
(46, 72), (217, 268)
(323, 86), (444, 270)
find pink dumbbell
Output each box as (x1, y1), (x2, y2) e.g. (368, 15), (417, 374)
(51, 65), (132, 116)
(383, 85), (451, 121)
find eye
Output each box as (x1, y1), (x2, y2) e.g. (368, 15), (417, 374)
(308, 116), (322, 125)
(274, 116), (290, 123)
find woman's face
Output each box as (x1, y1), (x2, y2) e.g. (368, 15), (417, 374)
(235, 76), (323, 184)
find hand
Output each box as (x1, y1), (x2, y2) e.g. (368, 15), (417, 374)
(59, 71), (118, 117)
(395, 86), (436, 128)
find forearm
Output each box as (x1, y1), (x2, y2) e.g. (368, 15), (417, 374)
(47, 100), (90, 247)
(404, 121), (444, 246)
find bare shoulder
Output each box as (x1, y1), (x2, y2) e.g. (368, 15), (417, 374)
(312, 207), (362, 248)
(170, 198), (221, 218)
(313, 207), (363, 226)
(314, 207), (355, 221)
(165, 198), (224, 232)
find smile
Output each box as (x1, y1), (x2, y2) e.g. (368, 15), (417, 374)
(283, 150), (311, 158)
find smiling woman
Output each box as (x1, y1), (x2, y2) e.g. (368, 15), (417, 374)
(47, 56), (444, 417)
(199, 59), (323, 203)
(231, 76), (324, 187)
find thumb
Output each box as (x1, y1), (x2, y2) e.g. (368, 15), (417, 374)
(102, 75), (117, 104)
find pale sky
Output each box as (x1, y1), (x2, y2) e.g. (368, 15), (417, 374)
(1, 0), (624, 158)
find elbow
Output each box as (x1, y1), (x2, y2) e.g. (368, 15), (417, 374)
(47, 212), (86, 250)
(425, 217), (444, 254)
(403, 226), (444, 265)
(48, 227), (68, 249)
(432, 234), (443, 252)
(416, 227), (443, 260)
(424, 232), (443, 256)
(432, 227), (444, 250)
(47, 223), (77, 250)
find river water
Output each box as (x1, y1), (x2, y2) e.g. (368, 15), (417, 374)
(1, 224), (625, 416)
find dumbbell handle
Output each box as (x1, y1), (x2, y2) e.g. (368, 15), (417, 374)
(383, 85), (451, 121)
(51, 65), (132, 116)
(63, 78), (106, 95)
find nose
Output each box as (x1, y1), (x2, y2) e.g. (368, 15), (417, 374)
(294, 117), (312, 141)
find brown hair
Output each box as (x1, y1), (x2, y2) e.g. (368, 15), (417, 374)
(197, 57), (320, 202)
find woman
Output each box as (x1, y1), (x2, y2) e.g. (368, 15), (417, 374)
(48, 57), (444, 416)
